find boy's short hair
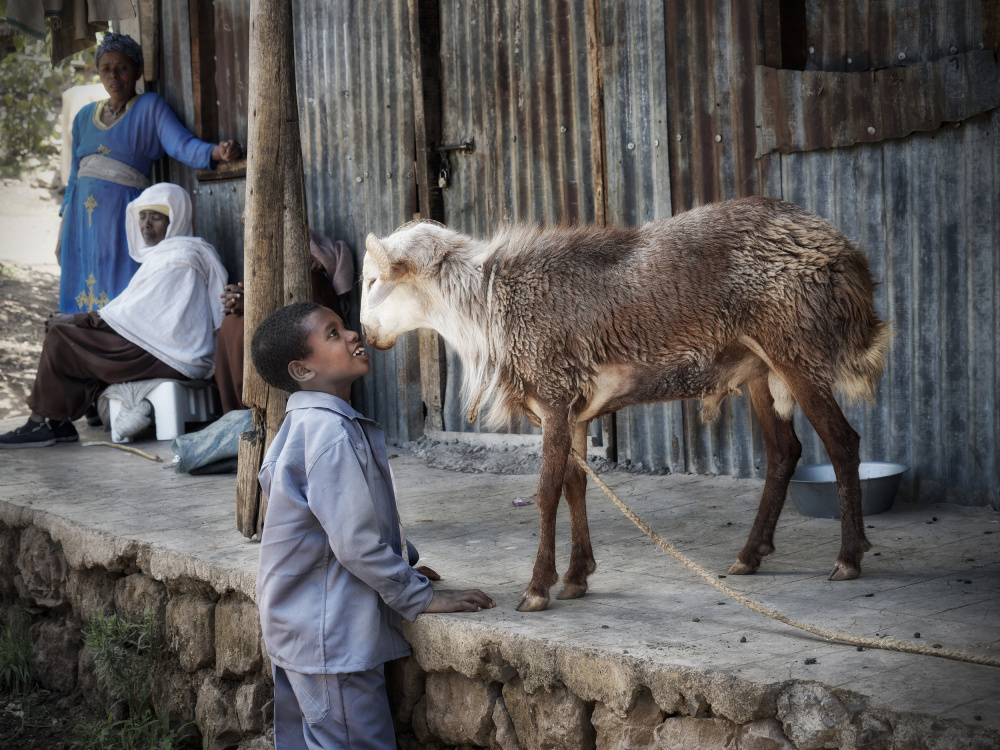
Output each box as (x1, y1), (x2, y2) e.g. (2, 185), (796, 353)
(250, 301), (321, 393)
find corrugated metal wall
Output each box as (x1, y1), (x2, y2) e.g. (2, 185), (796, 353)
(293, 0), (424, 445)
(163, 0), (997, 506)
(436, 0), (597, 434)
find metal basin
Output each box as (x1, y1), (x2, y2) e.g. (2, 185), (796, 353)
(788, 462), (909, 518)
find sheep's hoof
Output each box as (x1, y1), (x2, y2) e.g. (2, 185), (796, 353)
(516, 591), (550, 612)
(728, 560), (757, 575)
(828, 561), (860, 581)
(555, 583), (588, 600)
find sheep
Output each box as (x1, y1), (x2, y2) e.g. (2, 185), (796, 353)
(360, 196), (892, 612)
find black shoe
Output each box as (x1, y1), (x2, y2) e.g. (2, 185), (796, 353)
(84, 403), (102, 427)
(0, 418), (56, 449)
(48, 420), (79, 443)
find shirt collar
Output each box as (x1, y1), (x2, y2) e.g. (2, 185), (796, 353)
(285, 390), (368, 421)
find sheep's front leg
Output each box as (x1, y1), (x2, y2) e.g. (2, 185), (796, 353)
(555, 420), (596, 599)
(517, 412), (571, 612)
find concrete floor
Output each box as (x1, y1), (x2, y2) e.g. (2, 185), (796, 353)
(1, 415), (998, 734)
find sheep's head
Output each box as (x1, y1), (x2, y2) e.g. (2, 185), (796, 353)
(360, 221), (450, 349)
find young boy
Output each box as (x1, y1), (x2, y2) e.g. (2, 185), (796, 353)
(251, 302), (495, 750)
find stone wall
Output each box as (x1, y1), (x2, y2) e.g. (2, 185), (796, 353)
(3, 519), (997, 750)
(0, 521), (273, 750)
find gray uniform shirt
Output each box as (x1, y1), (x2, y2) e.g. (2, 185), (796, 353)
(257, 391), (434, 674)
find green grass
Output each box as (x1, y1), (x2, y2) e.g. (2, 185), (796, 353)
(70, 706), (192, 750)
(0, 612), (34, 696)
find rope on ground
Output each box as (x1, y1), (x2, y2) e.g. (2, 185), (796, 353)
(81, 441), (162, 462)
(569, 448), (1000, 669)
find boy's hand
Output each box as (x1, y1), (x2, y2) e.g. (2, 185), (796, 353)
(424, 589), (495, 613)
(415, 565), (441, 581)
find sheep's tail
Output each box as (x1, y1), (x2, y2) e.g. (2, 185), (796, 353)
(834, 318), (894, 404)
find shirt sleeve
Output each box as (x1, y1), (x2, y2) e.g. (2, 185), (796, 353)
(307, 437), (434, 621)
(152, 95), (216, 170)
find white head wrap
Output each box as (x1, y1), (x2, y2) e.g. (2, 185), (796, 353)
(125, 182), (195, 262)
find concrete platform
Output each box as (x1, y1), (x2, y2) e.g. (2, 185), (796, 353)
(1, 415), (998, 746)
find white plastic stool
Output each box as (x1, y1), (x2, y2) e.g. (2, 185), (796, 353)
(108, 381), (218, 443)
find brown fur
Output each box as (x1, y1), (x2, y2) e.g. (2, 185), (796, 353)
(361, 197), (891, 611)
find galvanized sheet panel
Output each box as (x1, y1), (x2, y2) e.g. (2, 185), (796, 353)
(191, 180), (246, 282)
(768, 109), (1000, 506)
(214, 0), (251, 148)
(293, 0), (422, 445)
(436, 0), (597, 434)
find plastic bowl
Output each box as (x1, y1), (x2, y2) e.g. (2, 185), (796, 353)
(788, 462), (909, 518)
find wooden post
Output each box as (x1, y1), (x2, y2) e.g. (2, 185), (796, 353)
(408, 0), (447, 432)
(236, 0), (311, 538)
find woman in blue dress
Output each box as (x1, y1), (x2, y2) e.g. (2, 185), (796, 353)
(58, 32), (241, 313)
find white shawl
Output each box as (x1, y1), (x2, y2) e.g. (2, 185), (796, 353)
(100, 183), (228, 379)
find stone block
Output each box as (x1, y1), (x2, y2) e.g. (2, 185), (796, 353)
(775, 683), (849, 750)
(30, 616), (81, 693)
(114, 573), (168, 630)
(77, 646), (113, 715)
(0, 526), (20, 601)
(150, 661), (201, 732)
(491, 697), (524, 750)
(739, 718), (797, 750)
(66, 567), (118, 622)
(196, 674), (243, 750)
(236, 680), (271, 735)
(412, 695), (433, 745)
(215, 595), (262, 679)
(592, 690), (664, 750)
(387, 655), (427, 725)
(503, 677), (595, 750)
(260, 635), (273, 684)
(654, 716), (738, 750)
(167, 594), (216, 672)
(424, 670), (499, 746)
(16, 526), (68, 609)
(237, 729), (274, 750)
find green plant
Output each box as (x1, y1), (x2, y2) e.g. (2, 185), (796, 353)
(0, 33), (97, 176)
(82, 610), (160, 714)
(78, 611), (193, 750)
(0, 611), (34, 695)
(70, 706), (192, 750)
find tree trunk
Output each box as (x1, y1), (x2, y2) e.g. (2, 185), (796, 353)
(236, 0), (310, 538)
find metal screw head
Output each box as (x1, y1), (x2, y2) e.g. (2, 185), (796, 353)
(847, 57), (853, 64)
(675, 133), (682, 141)
(654, 139), (659, 147)
(898, 52), (906, 60)
(627, 142), (635, 150)
(715, 134), (722, 142)
(560, 126), (567, 133)
(808, 46), (815, 55)
(356, 176), (363, 183)
(363, 172), (369, 178)
(867, 126), (876, 135)
(950, 46), (958, 54)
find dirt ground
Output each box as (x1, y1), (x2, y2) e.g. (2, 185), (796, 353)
(0, 687), (89, 750)
(0, 173), (65, 421)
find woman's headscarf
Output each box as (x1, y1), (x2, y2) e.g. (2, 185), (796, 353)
(125, 182), (196, 262)
(96, 32), (144, 69)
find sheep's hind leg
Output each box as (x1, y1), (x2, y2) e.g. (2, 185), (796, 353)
(773, 366), (870, 580)
(517, 413), (571, 612)
(555, 421), (596, 600)
(730, 375), (801, 575)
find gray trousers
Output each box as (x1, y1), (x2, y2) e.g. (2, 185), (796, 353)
(272, 663), (396, 750)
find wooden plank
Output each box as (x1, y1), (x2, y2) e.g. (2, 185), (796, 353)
(984, 0), (1000, 54)
(188, 0), (219, 142)
(762, 0), (783, 68)
(137, 0), (159, 82)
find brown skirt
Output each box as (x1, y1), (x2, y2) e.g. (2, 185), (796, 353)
(27, 312), (185, 422)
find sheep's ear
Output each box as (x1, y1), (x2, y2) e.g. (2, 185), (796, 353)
(367, 279), (398, 308)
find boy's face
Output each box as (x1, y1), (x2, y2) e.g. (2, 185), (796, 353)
(288, 307), (370, 399)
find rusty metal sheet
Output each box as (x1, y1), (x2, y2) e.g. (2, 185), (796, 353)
(756, 50), (1000, 156)
(214, 0), (250, 147)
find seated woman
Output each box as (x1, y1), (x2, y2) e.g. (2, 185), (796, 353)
(0, 183), (226, 448)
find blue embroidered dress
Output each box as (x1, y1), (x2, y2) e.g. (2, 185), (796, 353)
(59, 92), (216, 313)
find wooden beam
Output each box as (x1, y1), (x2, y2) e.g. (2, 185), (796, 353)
(984, 0), (1000, 54)
(188, 0), (219, 142)
(408, 0), (446, 434)
(236, 0), (309, 538)
(137, 0), (159, 82)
